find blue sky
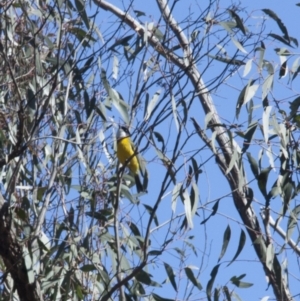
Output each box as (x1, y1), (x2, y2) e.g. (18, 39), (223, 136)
(88, 1), (300, 300)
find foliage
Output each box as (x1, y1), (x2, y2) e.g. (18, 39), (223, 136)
(0, 0), (299, 301)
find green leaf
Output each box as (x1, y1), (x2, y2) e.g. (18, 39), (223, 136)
(218, 225), (231, 262)
(85, 209), (113, 221)
(135, 269), (161, 287)
(147, 23), (164, 40)
(242, 121), (257, 153)
(148, 250), (163, 256)
(108, 34), (135, 51)
(226, 147), (239, 175)
(268, 34), (291, 46)
(289, 96), (300, 119)
(80, 264), (97, 272)
(206, 264), (220, 301)
(152, 293), (175, 301)
(262, 9), (290, 43)
(111, 90), (130, 124)
(75, 0), (90, 29)
(94, 102), (107, 121)
(214, 288), (220, 301)
(134, 10), (146, 17)
(236, 79), (256, 119)
(201, 199), (220, 224)
(191, 182), (199, 218)
(184, 267), (202, 290)
(208, 54), (245, 66)
(280, 180), (294, 220)
(262, 74), (274, 101)
(164, 262), (177, 292)
(222, 286), (231, 300)
(144, 204), (159, 227)
(174, 247), (185, 257)
(183, 189), (193, 229)
(230, 275), (253, 288)
(27, 87), (36, 112)
(68, 27), (93, 43)
(227, 229), (246, 266)
(243, 58), (253, 77)
(227, 9), (246, 35)
(75, 283), (84, 299)
(145, 89), (161, 121)
(291, 57), (300, 82)
(262, 106), (272, 143)
(172, 182), (182, 213)
(190, 30), (200, 42)
(112, 55), (119, 80)
(257, 167), (272, 200)
(23, 246), (34, 284)
(274, 47), (291, 56)
(266, 244), (274, 271)
(245, 187), (254, 207)
(230, 36), (247, 54)
(246, 152), (259, 178)
(154, 131), (165, 151)
(191, 157), (201, 183)
(218, 21), (235, 34)
(171, 95), (179, 132)
(286, 205), (300, 242)
(128, 221), (141, 237)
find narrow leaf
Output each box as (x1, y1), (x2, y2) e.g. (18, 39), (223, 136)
(207, 54), (245, 66)
(152, 293), (175, 301)
(201, 199), (220, 224)
(268, 33), (291, 46)
(164, 262), (177, 292)
(108, 34), (134, 51)
(183, 189), (193, 229)
(185, 267), (202, 290)
(262, 74), (274, 100)
(230, 275), (253, 288)
(135, 270), (161, 287)
(227, 9), (246, 35)
(112, 55), (119, 80)
(172, 183), (182, 213)
(145, 89), (161, 121)
(257, 167), (272, 200)
(236, 79), (256, 119)
(231, 36), (247, 54)
(171, 95), (179, 132)
(246, 152), (259, 178)
(144, 204), (159, 227)
(266, 244), (274, 271)
(262, 9), (290, 42)
(218, 225), (231, 262)
(206, 264), (220, 301)
(242, 121), (257, 153)
(262, 106), (272, 143)
(227, 229), (246, 266)
(243, 59), (252, 77)
(286, 204), (300, 242)
(226, 147), (239, 174)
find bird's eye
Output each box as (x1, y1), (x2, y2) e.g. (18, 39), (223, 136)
(121, 126), (130, 135)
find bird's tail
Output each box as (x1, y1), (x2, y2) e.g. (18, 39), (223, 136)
(135, 174), (143, 193)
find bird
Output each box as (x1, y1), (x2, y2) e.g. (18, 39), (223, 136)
(116, 126), (144, 193)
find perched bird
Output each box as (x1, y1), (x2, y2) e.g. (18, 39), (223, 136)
(116, 126), (144, 192)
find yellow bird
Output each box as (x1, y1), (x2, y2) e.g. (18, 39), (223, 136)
(116, 126), (144, 193)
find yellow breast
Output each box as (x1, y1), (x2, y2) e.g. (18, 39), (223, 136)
(117, 136), (139, 174)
